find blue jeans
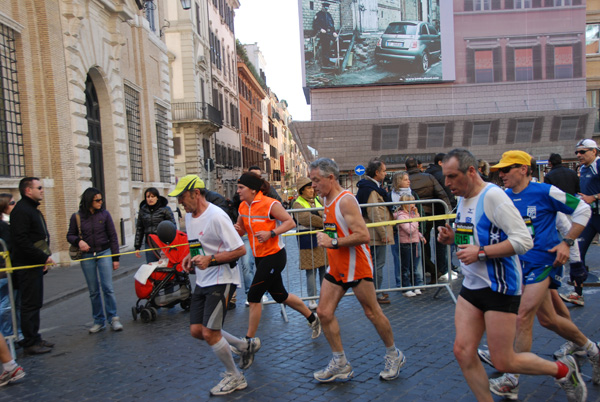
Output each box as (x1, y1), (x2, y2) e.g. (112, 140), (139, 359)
(239, 236), (255, 294)
(305, 266), (326, 297)
(80, 249), (118, 325)
(0, 277), (21, 338)
(400, 243), (424, 288)
(370, 245), (387, 290)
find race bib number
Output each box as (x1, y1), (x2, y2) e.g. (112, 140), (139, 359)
(324, 223), (338, 239)
(522, 216), (535, 238)
(455, 222), (475, 245)
(189, 239), (205, 257)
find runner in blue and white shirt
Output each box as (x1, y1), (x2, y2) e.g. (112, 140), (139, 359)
(483, 150), (596, 401)
(438, 149), (585, 402)
(576, 139), (600, 275)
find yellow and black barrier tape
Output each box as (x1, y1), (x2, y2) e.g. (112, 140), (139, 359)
(0, 213), (456, 272)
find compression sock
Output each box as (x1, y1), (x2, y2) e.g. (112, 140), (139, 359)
(307, 312), (316, 323)
(220, 329), (248, 351)
(584, 339), (599, 356)
(333, 351), (348, 366)
(2, 360), (17, 372)
(211, 337), (240, 376)
(574, 284), (583, 296)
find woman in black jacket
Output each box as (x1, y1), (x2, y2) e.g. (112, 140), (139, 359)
(67, 188), (122, 333)
(134, 187), (175, 263)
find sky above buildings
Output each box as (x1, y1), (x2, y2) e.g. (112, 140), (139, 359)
(234, 0), (311, 121)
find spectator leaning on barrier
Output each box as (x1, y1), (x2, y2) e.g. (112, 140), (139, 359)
(405, 157), (451, 284)
(292, 176), (327, 311)
(389, 171), (415, 289)
(356, 159), (394, 305)
(10, 177), (55, 355)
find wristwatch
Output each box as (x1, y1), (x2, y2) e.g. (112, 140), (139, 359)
(477, 246), (487, 262)
(331, 238), (339, 249)
(209, 255), (217, 266)
(562, 238), (575, 247)
(595, 194), (599, 200)
(270, 230), (276, 238)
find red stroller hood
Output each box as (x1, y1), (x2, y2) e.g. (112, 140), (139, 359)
(147, 231), (189, 269)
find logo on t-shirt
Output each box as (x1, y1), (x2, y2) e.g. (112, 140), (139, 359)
(526, 206), (537, 219)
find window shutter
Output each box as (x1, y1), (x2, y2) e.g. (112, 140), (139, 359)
(417, 123), (427, 149)
(532, 0), (542, 7)
(506, 119), (517, 144)
(576, 114), (588, 139)
(372, 125), (381, 150)
(493, 47), (503, 83)
(533, 45), (542, 80)
(492, 0), (501, 10)
(464, 0), (473, 11)
(546, 44), (554, 80)
(463, 121), (473, 147)
(532, 117), (544, 143)
(549, 116), (561, 141)
(398, 124), (408, 149)
(505, 0), (514, 8)
(544, 0), (553, 7)
(573, 41), (583, 78)
(506, 47), (515, 82)
(466, 48), (475, 83)
(490, 120), (500, 145)
(444, 121), (454, 148)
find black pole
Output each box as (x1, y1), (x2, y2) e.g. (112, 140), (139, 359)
(120, 218), (125, 246)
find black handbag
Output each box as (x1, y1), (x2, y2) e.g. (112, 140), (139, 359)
(69, 213), (82, 261)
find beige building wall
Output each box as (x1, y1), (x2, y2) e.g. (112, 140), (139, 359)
(0, 0), (173, 261)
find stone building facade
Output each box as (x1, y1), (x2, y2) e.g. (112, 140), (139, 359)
(0, 0), (174, 260)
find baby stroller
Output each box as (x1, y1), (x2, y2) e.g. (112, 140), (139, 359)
(132, 221), (192, 323)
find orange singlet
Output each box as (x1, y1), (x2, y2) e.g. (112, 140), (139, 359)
(323, 190), (373, 282)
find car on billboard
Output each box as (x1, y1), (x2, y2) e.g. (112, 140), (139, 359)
(374, 21), (441, 72)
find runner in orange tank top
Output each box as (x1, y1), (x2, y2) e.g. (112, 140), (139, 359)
(309, 158), (406, 383)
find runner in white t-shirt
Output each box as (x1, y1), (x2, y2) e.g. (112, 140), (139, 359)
(169, 175), (247, 396)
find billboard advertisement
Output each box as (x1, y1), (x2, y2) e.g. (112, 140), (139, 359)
(299, 0), (455, 88)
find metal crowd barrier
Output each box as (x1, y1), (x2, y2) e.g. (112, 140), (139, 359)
(257, 199), (457, 322)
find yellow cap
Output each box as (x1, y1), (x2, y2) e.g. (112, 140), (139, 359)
(490, 150), (532, 171)
(168, 175), (205, 197)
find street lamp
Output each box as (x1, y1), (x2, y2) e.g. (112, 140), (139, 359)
(180, 0), (192, 10)
(262, 152), (268, 177)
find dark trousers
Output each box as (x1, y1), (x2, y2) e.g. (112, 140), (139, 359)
(579, 214), (600, 268)
(424, 220), (448, 281)
(15, 266), (44, 347)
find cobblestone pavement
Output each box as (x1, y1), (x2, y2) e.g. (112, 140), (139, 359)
(3, 237), (600, 401)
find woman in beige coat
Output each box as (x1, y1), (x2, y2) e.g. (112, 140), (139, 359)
(292, 177), (327, 310)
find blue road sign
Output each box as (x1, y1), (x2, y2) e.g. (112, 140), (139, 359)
(355, 165), (366, 176)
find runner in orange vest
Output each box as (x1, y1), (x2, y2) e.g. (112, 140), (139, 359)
(232, 172), (322, 370)
(309, 157), (406, 383)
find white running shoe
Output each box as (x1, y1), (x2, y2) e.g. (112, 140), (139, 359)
(588, 343), (600, 385)
(477, 348), (495, 368)
(403, 291), (416, 297)
(414, 289), (422, 295)
(314, 358), (353, 383)
(553, 341), (587, 360)
(308, 300), (318, 310)
(556, 355), (587, 402)
(489, 373), (519, 400)
(239, 337), (261, 370)
(210, 372), (247, 396)
(379, 349), (405, 381)
(309, 314), (322, 339)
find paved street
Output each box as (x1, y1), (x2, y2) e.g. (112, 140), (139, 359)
(3, 238), (600, 401)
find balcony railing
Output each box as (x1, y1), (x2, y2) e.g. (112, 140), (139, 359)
(171, 102), (222, 127)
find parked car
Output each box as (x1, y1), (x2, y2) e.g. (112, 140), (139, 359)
(374, 21), (441, 72)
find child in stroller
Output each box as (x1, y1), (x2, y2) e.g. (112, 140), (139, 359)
(132, 221), (192, 323)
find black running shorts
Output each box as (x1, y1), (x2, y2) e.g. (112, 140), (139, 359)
(190, 283), (236, 330)
(459, 286), (520, 314)
(324, 273), (373, 291)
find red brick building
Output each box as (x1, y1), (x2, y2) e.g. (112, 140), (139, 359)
(238, 55), (267, 170)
